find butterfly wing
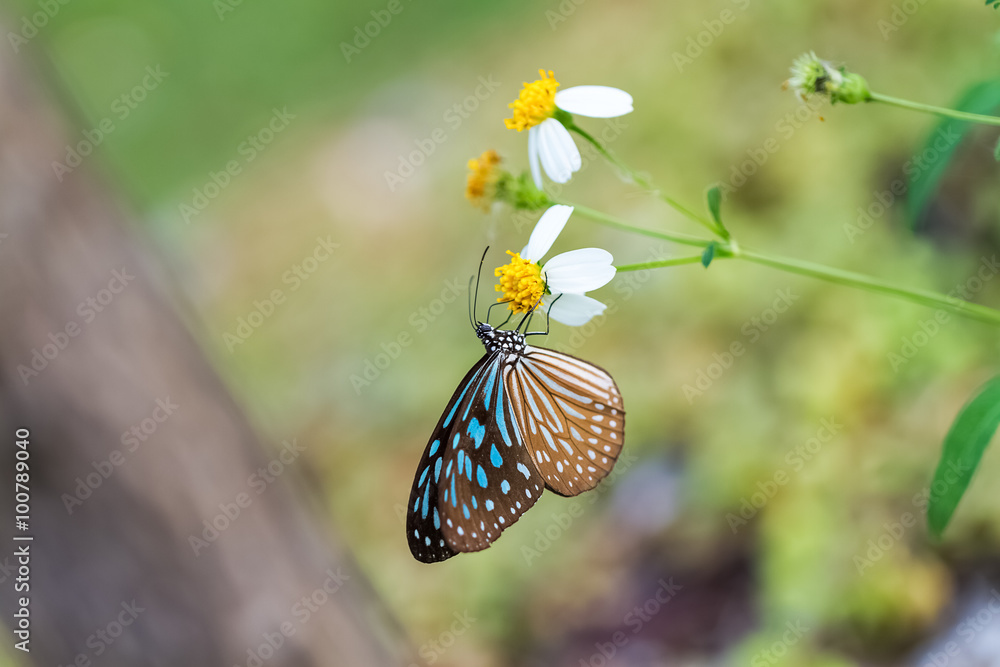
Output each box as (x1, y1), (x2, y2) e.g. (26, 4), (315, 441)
(506, 345), (625, 497)
(407, 353), (545, 563)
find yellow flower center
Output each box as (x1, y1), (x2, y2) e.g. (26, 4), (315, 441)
(504, 69), (559, 132)
(494, 251), (546, 313)
(465, 149), (502, 210)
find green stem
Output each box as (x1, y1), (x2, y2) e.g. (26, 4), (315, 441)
(563, 201), (714, 250)
(728, 248), (1000, 327)
(616, 256), (705, 272)
(589, 214), (1000, 326)
(869, 92), (1000, 127)
(564, 121), (728, 239)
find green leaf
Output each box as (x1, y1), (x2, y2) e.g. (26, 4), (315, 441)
(701, 242), (717, 268)
(927, 374), (1000, 537)
(994, 136), (1000, 161)
(705, 185), (723, 226)
(907, 80), (1000, 228)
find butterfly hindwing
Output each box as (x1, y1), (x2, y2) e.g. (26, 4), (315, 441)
(406, 352), (545, 563)
(406, 354), (491, 563)
(506, 345), (625, 497)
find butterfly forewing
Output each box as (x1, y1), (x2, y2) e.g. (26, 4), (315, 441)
(407, 353), (545, 563)
(507, 346), (625, 497)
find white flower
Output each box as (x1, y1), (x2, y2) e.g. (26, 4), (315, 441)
(505, 70), (632, 189)
(494, 204), (615, 326)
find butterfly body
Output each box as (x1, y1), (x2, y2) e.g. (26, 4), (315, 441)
(407, 322), (624, 563)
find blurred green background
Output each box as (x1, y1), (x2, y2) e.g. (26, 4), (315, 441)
(10, 0), (1000, 664)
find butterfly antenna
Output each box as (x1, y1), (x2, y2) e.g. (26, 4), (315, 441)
(470, 247), (489, 329)
(467, 276), (475, 329)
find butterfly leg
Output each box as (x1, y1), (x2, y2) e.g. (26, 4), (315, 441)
(487, 299), (513, 327)
(524, 294), (562, 338)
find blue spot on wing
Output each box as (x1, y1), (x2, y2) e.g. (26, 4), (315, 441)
(450, 475), (457, 507)
(483, 369), (496, 406)
(495, 376), (516, 447)
(457, 450), (465, 471)
(444, 363), (489, 428)
(501, 480), (510, 494)
(429, 439), (440, 456)
(434, 458), (442, 482)
(421, 483), (429, 519)
(476, 465), (488, 488)
(446, 460), (453, 478)
(490, 444), (503, 467)
(465, 457), (473, 481)
(467, 418), (486, 449)
(462, 366), (492, 421)
(485, 499), (494, 511)
(516, 462), (531, 480)
(433, 507), (440, 529)
(463, 503), (470, 519)
(418, 466), (429, 487)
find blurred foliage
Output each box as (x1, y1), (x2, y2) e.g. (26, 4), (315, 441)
(928, 374), (1000, 536)
(906, 79), (1000, 228)
(13, 0), (1000, 663)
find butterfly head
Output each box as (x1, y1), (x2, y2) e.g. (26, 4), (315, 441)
(475, 322), (526, 355)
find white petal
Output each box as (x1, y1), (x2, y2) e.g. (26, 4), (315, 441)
(537, 118), (581, 184)
(556, 86), (633, 118)
(522, 205), (573, 261)
(548, 293), (607, 326)
(528, 125), (543, 190)
(543, 248), (616, 293)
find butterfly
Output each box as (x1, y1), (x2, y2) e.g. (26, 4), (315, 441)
(406, 255), (625, 563)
